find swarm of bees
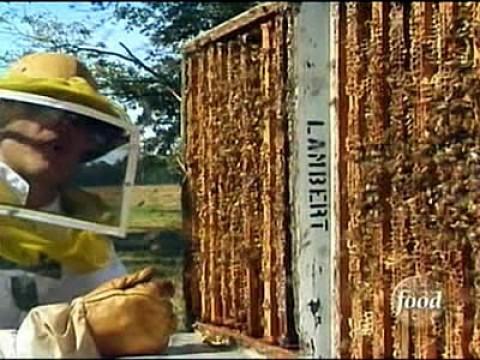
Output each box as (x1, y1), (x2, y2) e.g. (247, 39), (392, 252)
(344, 2), (480, 358)
(183, 8), (294, 346)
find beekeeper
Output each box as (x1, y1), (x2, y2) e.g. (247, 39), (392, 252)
(0, 53), (177, 357)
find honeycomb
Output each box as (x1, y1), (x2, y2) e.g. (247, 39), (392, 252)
(183, 7), (296, 346)
(341, 2), (480, 358)
(183, 1), (480, 356)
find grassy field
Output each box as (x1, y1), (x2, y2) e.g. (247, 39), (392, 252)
(90, 184), (187, 330)
(89, 184), (182, 230)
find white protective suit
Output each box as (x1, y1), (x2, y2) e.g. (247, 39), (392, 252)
(0, 161), (127, 357)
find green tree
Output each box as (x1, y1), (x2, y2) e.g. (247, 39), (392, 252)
(0, 2), (256, 182)
(90, 2), (257, 155)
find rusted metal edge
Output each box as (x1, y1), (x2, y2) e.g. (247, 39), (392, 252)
(194, 322), (301, 359)
(182, 2), (291, 54)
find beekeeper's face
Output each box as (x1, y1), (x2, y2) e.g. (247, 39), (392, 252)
(0, 103), (96, 187)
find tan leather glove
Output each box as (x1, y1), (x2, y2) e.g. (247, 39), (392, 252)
(80, 267), (177, 357)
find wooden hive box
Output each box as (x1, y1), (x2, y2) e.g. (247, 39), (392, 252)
(182, 1), (480, 358)
(181, 2), (333, 357)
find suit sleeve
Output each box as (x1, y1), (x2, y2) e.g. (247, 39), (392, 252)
(0, 330), (17, 358)
(0, 301), (100, 358)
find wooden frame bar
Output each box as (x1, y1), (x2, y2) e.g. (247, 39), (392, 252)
(195, 323), (298, 359)
(290, 2), (334, 358)
(183, 2), (289, 54)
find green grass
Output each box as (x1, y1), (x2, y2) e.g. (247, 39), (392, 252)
(129, 206), (182, 230)
(87, 184), (182, 230)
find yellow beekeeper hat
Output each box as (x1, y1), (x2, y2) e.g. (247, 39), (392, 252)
(0, 52), (125, 117)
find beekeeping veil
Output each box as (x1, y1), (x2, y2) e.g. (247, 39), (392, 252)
(0, 53), (139, 242)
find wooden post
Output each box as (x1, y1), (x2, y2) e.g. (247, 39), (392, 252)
(215, 43), (231, 326)
(261, 20), (278, 344)
(290, 3), (334, 358)
(197, 51), (211, 323)
(239, 35), (263, 338)
(226, 42), (241, 327)
(206, 45), (222, 324)
(181, 55), (195, 329)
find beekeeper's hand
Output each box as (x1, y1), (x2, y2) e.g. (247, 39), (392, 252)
(80, 266), (177, 357)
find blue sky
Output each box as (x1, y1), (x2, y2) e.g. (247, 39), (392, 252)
(0, 2), (153, 126)
(0, 2), (150, 74)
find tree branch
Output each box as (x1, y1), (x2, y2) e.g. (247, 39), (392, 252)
(0, 24), (52, 46)
(0, 15), (182, 103)
(76, 46), (134, 63)
(119, 42), (159, 78)
(119, 42), (181, 102)
(76, 43), (181, 103)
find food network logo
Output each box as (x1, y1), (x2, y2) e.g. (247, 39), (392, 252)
(391, 275), (443, 320)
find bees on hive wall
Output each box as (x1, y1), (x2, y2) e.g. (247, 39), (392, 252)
(183, 8), (295, 346)
(342, 2), (480, 358)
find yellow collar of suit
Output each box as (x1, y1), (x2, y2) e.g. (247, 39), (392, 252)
(0, 183), (114, 274)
